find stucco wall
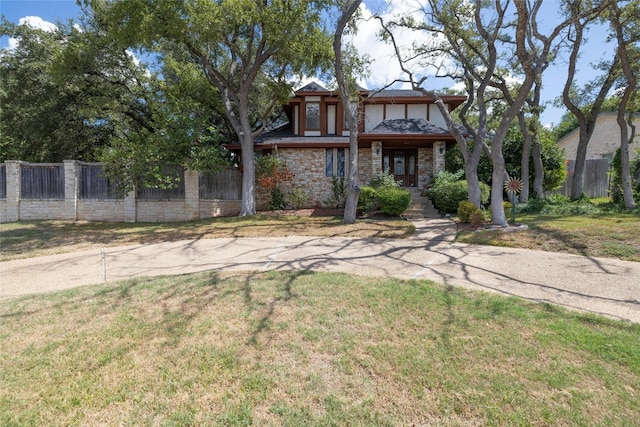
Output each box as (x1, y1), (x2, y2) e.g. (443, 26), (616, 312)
(558, 113), (640, 160)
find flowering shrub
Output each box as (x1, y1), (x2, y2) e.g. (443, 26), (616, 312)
(256, 155), (294, 210)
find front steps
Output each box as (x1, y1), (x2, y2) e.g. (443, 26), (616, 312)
(401, 187), (440, 219)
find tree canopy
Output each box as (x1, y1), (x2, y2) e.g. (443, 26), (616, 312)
(89, 0), (334, 215)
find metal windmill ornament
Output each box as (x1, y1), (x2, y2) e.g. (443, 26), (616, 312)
(504, 176), (523, 224)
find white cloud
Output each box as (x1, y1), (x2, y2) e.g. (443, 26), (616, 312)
(18, 16), (58, 32)
(5, 16), (58, 51)
(348, 0), (453, 91)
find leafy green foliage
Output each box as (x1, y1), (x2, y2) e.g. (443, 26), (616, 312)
(328, 175), (347, 208)
(369, 170), (400, 189)
(610, 148), (640, 206)
(357, 186), (377, 212)
(516, 194), (602, 215)
(0, 19), (148, 162)
(428, 172), (490, 214)
(446, 125), (566, 192)
(288, 188), (308, 210)
(376, 186), (412, 216)
(256, 155), (294, 211)
(469, 208), (486, 227)
(457, 201), (477, 223)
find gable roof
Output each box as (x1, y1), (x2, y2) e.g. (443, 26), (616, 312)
(297, 82), (329, 93)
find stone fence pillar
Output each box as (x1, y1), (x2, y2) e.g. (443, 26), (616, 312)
(4, 161), (23, 222)
(184, 169), (200, 220)
(64, 160), (78, 220)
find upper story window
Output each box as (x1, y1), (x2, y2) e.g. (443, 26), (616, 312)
(306, 103), (320, 130)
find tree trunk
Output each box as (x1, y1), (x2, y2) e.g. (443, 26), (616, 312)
(610, 2), (637, 210)
(465, 162), (482, 208)
(239, 134), (256, 216)
(532, 138), (545, 199)
(333, 0), (362, 225)
(344, 141), (359, 224)
(618, 112), (637, 210)
(517, 111), (531, 203)
(570, 128), (589, 200)
(491, 148), (508, 225)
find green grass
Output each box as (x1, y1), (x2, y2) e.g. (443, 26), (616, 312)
(1, 271), (639, 426)
(0, 215), (414, 261)
(456, 212), (640, 262)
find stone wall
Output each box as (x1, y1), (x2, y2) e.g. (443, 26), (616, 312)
(0, 161), (241, 223)
(277, 148), (339, 207)
(558, 113), (640, 160)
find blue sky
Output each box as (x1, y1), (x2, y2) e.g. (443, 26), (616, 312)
(1, 0), (615, 127)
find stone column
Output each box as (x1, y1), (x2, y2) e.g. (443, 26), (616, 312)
(4, 161), (22, 222)
(184, 169), (200, 220)
(433, 141), (446, 175)
(63, 160), (78, 220)
(371, 141), (383, 176)
(124, 189), (137, 223)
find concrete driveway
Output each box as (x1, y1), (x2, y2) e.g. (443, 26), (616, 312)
(2, 219), (639, 323)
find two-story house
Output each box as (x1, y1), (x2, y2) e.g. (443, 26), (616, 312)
(227, 81), (466, 208)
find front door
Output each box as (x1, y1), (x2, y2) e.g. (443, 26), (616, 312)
(382, 149), (417, 187)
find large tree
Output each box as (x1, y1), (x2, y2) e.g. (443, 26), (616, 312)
(609, 0), (639, 210)
(560, 1), (620, 200)
(92, 0), (333, 216)
(384, 0), (603, 225)
(0, 18), (150, 162)
(334, 0), (364, 224)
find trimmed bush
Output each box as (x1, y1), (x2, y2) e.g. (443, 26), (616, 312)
(370, 170), (400, 189)
(470, 208), (486, 227)
(457, 201), (478, 223)
(428, 179), (490, 214)
(376, 186), (412, 216)
(358, 186), (377, 212)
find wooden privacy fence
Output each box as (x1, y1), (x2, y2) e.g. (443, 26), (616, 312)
(550, 159), (611, 198)
(0, 161), (242, 223)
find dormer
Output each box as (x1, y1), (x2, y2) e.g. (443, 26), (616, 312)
(286, 82), (367, 137)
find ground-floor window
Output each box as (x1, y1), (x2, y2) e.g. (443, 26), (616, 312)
(325, 148), (346, 177)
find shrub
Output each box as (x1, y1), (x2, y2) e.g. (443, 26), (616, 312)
(503, 201), (513, 219)
(515, 194), (604, 215)
(457, 201), (478, 223)
(268, 188), (285, 211)
(326, 175), (347, 208)
(288, 187), (307, 209)
(470, 208), (486, 227)
(376, 186), (412, 216)
(256, 154), (294, 211)
(358, 186), (377, 212)
(428, 179), (490, 214)
(370, 170), (400, 189)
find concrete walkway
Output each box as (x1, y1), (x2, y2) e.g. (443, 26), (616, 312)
(2, 219), (639, 323)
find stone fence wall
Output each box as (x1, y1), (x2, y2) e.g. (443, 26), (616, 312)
(0, 161), (241, 223)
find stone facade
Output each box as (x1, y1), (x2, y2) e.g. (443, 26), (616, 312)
(558, 112), (640, 161)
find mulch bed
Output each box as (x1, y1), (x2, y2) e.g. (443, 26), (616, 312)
(257, 208), (344, 217)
